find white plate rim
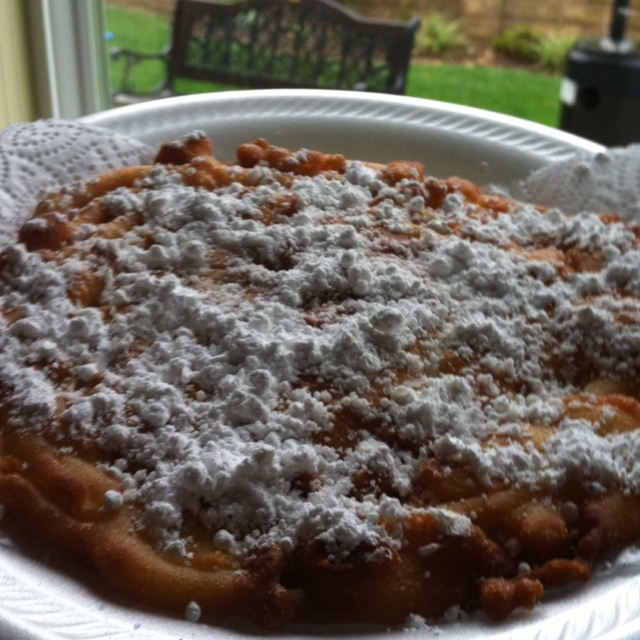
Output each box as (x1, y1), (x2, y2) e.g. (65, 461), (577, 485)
(80, 89), (605, 185)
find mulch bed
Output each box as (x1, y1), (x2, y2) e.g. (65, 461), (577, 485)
(413, 47), (549, 73)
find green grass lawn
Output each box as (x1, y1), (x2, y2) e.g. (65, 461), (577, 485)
(105, 4), (561, 128)
(406, 64), (561, 128)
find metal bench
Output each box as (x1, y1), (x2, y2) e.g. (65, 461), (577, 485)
(111, 0), (419, 105)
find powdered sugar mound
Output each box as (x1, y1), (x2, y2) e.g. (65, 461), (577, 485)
(427, 508), (472, 537)
(513, 145), (640, 220)
(0, 119), (152, 247)
(184, 600), (201, 623)
(404, 613), (442, 634)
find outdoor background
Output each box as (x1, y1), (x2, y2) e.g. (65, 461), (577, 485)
(104, 0), (640, 129)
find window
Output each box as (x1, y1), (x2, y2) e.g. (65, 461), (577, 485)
(1, 0), (110, 127)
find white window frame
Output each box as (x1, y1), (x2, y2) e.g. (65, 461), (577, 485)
(27, 0), (111, 119)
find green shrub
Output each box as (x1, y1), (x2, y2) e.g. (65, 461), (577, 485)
(415, 14), (467, 57)
(538, 32), (578, 74)
(494, 25), (577, 75)
(493, 24), (541, 61)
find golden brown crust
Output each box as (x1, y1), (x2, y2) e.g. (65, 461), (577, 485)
(2, 134), (640, 629)
(0, 429), (294, 628)
(480, 578), (544, 621)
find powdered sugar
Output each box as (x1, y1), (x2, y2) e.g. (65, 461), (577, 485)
(2, 126), (640, 578)
(185, 600), (202, 623)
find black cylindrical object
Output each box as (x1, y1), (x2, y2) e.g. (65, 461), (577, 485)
(610, 0), (630, 42)
(559, 37), (640, 146)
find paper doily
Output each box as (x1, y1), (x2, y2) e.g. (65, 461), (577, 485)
(0, 119), (153, 248)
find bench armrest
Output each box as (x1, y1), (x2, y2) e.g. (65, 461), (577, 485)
(110, 43), (172, 97)
(390, 73), (407, 95)
(350, 73), (406, 94)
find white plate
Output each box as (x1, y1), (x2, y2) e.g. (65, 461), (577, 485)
(4, 91), (637, 640)
(80, 89), (604, 185)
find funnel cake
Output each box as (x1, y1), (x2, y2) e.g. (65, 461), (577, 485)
(1, 132), (640, 629)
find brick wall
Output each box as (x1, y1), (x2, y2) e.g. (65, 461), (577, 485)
(462, 0), (640, 42)
(108, 0), (640, 44)
(340, 0), (640, 43)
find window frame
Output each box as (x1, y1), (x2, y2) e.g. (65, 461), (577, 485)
(27, 0), (111, 120)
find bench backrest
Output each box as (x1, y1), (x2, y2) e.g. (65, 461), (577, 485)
(167, 0), (419, 94)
